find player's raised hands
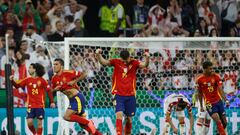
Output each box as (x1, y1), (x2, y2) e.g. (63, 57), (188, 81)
(95, 48), (102, 54)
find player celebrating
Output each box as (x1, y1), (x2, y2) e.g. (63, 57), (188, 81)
(95, 49), (149, 135)
(196, 61), (229, 135)
(10, 63), (55, 135)
(162, 93), (193, 135)
(193, 92), (211, 135)
(51, 58), (102, 135)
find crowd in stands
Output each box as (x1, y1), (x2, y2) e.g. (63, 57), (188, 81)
(0, 0), (239, 108)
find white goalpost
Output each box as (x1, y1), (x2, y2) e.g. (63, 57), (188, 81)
(45, 37), (240, 135)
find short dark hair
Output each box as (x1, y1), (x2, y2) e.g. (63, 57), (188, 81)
(120, 50), (130, 60)
(31, 63), (45, 77)
(202, 61), (213, 69)
(54, 58), (64, 66)
(177, 98), (187, 110)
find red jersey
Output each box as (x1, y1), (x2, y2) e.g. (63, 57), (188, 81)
(51, 70), (81, 91)
(12, 77), (52, 108)
(110, 58), (140, 96)
(196, 73), (222, 105)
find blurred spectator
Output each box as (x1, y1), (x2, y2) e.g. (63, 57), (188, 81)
(197, 0), (213, 19)
(5, 27), (16, 48)
(0, 37), (5, 59)
(218, 0), (238, 36)
(21, 0), (42, 32)
(29, 44), (51, 80)
(167, 0), (182, 26)
(148, 4), (165, 27)
(22, 25), (43, 41)
(63, 0), (87, 22)
(47, 4), (65, 32)
(0, 46), (15, 88)
(209, 28), (219, 37)
(198, 18), (208, 36)
(64, 15), (75, 33)
(69, 19), (88, 37)
(48, 20), (67, 41)
(41, 23), (53, 41)
(108, 0), (126, 36)
(126, 0), (149, 30)
(36, 0), (52, 24)
(98, 1), (111, 37)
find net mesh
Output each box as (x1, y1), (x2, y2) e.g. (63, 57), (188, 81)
(45, 39), (240, 134)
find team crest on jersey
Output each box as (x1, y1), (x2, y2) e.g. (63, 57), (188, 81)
(33, 84), (37, 88)
(203, 82), (207, 85)
(207, 82), (211, 86)
(63, 77), (66, 82)
(29, 83), (32, 86)
(37, 81), (41, 86)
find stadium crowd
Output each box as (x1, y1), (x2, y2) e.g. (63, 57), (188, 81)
(0, 0), (239, 108)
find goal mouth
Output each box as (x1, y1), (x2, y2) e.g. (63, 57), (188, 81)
(44, 37), (240, 134)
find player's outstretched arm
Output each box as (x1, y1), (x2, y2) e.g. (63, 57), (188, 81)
(166, 113), (178, 134)
(139, 52), (150, 68)
(95, 49), (111, 66)
(218, 86), (229, 106)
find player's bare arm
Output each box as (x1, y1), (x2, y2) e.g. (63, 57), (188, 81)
(95, 49), (111, 66)
(139, 52), (150, 68)
(166, 113), (178, 134)
(188, 110), (194, 135)
(218, 86), (229, 106)
(67, 70), (88, 86)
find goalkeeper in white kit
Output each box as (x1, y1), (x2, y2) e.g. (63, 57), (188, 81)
(162, 93), (193, 135)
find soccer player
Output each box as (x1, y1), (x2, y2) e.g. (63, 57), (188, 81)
(162, 93), (193, 135)
(196, 61), (229, 135)
(95, 49), (149, 135)
(193, 92), (211, 135)
(10, 63), (55, 135)
(51, 58), (102, 135)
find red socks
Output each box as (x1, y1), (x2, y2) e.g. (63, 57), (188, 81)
(124, 120), (132, 135)
(37, 127), (43, 135)
(28, 125), (36, 134)
(116, 119), (122, 135)
(69, 114), (89, 125)
(216, 120), (226, 135)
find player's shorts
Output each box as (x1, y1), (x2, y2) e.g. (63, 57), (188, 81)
(206, 100), (225, 116)
(68, 92), (86, 116)
(27, 108), (44, 119)
(115, 95), (136, 116)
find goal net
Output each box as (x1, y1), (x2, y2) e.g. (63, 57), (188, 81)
(46, 37), (240, 135)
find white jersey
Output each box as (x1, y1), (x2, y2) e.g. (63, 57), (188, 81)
(164, 93), (191, 115)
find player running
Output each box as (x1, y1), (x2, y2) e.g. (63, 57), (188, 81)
(51, 58), (102, 135)
(196, 61), (229, 135)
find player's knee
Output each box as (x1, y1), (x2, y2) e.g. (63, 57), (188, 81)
(125, 117), (132, 123)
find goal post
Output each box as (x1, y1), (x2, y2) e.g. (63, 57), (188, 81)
(46, 37), (240, 134)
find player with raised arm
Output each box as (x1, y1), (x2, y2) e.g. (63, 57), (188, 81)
(51, 58), (102, 135)
(193, 91), (211, 135)
(196, 61), (229, 135)
(10, 63), (55, 135)
(162, 93), (193, 135)
(95, 49), (149, 135)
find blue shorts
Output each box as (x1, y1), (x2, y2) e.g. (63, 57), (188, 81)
(115, 95), (136, 116)
(206, 100), (225, 116)
(27, 108), (44, 119)
(68, 92), (86, 116)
